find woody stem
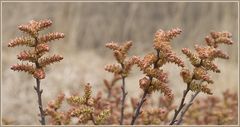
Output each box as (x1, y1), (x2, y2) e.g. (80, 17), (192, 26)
(120, 63), (127, 125)
(33, 37), (46, 125)
(169, 84), (190, 125)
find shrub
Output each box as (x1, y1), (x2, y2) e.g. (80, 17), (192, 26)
(8, 19), (236, 125)
(8, 19), (64, 125)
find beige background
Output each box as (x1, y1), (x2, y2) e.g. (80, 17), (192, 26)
(2, 2), (238, 124)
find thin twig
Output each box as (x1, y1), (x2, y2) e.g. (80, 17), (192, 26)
(176, 91), (200, 125)
(107, 87), (112, 99)
(120, 63), (127, 125)
(33, 37), (46, 125)
(91, 113), (97, 125)
(130, 90), (148, 125)
(169, 84), (190, 125)
(34, 78), (46, 125)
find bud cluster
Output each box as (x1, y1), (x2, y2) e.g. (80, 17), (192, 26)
(153, 28), (184, 67)
(134, 28), (184, 100)
(185, 90), (237, 125)
(105, 41), (134, 77)
(8, 19), (64, 79)
(181, 31), (234, 94)
(45, 84), (111, 125)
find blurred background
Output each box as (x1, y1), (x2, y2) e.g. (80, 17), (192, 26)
(2, 2), (238, 124)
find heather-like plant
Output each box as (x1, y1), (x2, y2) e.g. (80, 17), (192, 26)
(184, 90), (237, 125)
(8, 19), (64, 125)
(44, 84), (111, 125)
(169, 31), (234, 125)
(104, 41), (135, 124)
(8, 20), (236, 125)
(130, 28), (184, 125)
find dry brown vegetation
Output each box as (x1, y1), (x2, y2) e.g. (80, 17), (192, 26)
(2, 2), (238, 125)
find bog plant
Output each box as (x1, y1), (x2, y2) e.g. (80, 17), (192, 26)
(8, 19), (64, 125)
(7, 19), (236, 125)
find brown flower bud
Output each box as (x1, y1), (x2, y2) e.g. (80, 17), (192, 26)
(144, 68), (168, 83)
(130, 56), (146, 71)
(189, 80), (202, 92)
(39, 32), (64, 43)
(18, 24), (37, 37)
(124, 58), (136, 74)
(105, 42), (121, 51)
(121, 41), (133, 54)
(47, 93), (65, 110)
(104, 64), (122, 74)
(67, 96), (85, 106)
(180, 68), (192, 83)
(215, 37), (233, 45)
(154, 28), (182, 42)
(165, 53), (185, 67)
(84, 83), (92, 101)
(33, 68), (45, 79)
(39, 55), (63, 67)
(113, 50), (125, 63)
(210, 31), (233, 47)
(165, 28), (182, 40)
(8, 37), (34, 47)
(194, 45), (211, 59)
(182, 48), (201, 66)
(36, 44), (50, 55)
(17, 50), (36, 62)
(205, 35), (215, 47)
(142, 53), (158, 68)
(149, 79), (174, 101)
(202, 60), (220, 73)
(193, 67), (213, 84)
(37, 19), (53, 31)
(213, 49), (229, 59)
(153, 41), (172, 53)
(210, 32), (220, 39)
(139, 77), (151, 91)
(11, 63), (35, 75)
(201, 84), (213, 95)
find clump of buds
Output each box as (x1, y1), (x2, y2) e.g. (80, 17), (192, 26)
(170, 31), (234, 125)
(131, 28), (184, 125)
(8, 19), (64, 125)
(134, 28), (184, 101)
(45, 84), (111, 125)
(8, 19), (64, 79)
(184, 90), (237, 125)
(105, 41), (134, 76)
(181, 31), (234, 94)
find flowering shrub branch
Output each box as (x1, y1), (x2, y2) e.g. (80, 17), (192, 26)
(130, 28), (184, 125)
(8, 19), (64, 125)
(105, 41), (134, 124)
(170, 31), (234, 125)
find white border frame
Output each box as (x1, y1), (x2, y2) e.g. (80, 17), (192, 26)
(0, 1), (239, 126)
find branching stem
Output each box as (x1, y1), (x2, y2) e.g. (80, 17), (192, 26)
(33, 37), (46, 125)
(91, 113), (97, 125)
(169, 84), (190, 125)
(120, 63), (127, 125)
(131, 50), (160, 125)
(130, 89), (148, 125)
(176, 91), (200, 125)
(34, 78), (46, 125)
